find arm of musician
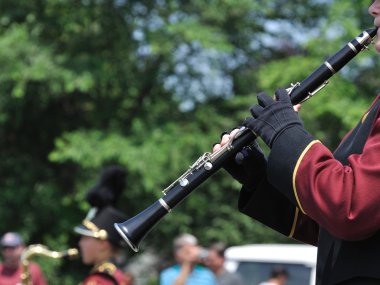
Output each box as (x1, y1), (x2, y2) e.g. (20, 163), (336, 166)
(266, 97), (380, 241)
(214, 128), (319, 246)
(238, 176), (319, 246)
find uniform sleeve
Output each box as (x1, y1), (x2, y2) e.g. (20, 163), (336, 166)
(235, 142), (319, 244)
(267, 112), (380, 241)
(238, 180), (319, 245)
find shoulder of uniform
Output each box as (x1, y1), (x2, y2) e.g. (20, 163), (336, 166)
(95, 262), (117, 275)
(83, 273), (116, 285)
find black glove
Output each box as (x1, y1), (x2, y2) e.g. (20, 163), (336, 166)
(222, 139), (267, 189)
(243, 88), (303, 148)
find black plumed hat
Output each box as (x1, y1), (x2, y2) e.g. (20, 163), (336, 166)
(74, 206), (127, 247)
(85, 165), (127, 208)
(74, 165), (128, 247)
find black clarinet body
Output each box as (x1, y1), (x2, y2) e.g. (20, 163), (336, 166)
(114, 27), (378, 252)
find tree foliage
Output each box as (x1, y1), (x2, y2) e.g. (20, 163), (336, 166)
(0, 1), (377, 284)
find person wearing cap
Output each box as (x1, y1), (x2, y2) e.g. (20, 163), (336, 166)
(0, 232), (47, 285)
(159, 233), (217, 285)
(74, 165), (129, 285)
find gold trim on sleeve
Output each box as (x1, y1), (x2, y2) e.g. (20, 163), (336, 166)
(292, 140), (320, 214)
(288, 207), (299, 238)
(361, 112), (369, 124)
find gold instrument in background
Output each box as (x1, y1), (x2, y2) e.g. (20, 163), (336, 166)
(20, 244), (78, 285)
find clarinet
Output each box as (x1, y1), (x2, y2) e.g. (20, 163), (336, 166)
(114, 28), (378, 252)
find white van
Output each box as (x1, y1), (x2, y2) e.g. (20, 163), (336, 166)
(224, 244), (317, 285)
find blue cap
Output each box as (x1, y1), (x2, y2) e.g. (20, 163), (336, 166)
(0, 232), (24, 247)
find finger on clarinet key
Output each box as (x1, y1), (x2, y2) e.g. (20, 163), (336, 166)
(294, 104), (302, 112)
(213, 143), (221, 153)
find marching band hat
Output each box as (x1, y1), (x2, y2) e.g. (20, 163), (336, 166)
(74, 206), (127, 247)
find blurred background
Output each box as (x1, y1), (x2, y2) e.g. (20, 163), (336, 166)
(0, 0), (378, 284)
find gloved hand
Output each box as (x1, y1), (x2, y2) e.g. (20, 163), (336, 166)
(243, 88), (303, 148)
(220, 134), (267, 189)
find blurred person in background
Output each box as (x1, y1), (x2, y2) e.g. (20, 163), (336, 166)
(204, 242), (244, 285)
(0, 232), (47, 285)
(258, 267), (288, 285)
(159, 233), (217, 285)
(74, 165), (129, 285)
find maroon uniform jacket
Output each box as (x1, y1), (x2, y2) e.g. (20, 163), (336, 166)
(238, 95), (380, 284)
(81, 262), (127, 285)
